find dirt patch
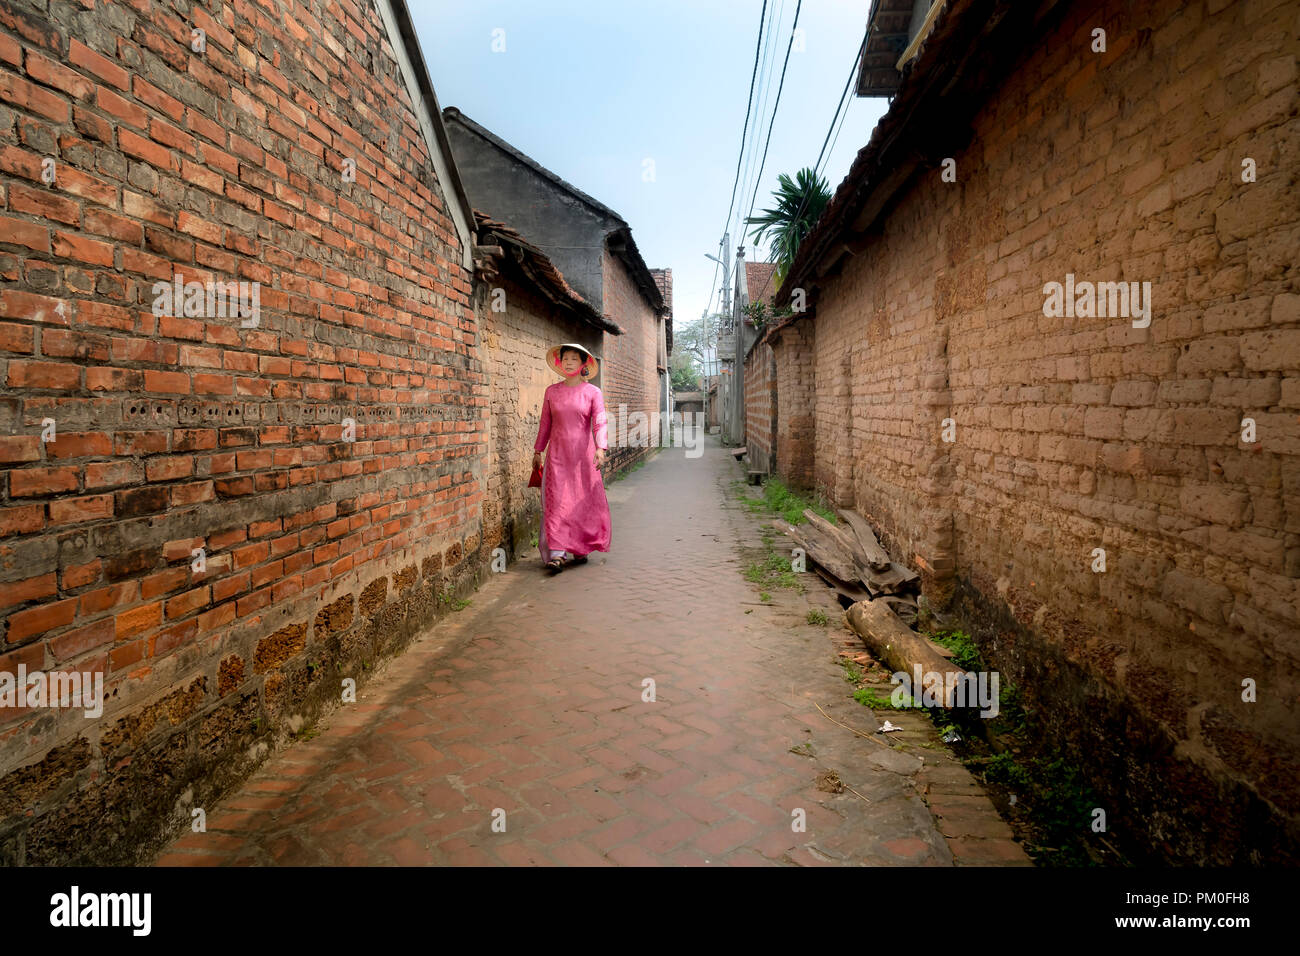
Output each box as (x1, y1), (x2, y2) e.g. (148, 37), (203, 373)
(816, 769), (844, 793)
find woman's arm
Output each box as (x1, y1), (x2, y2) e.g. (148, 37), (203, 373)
(533, 389), (552, 463)
(592, 387), (608, 467)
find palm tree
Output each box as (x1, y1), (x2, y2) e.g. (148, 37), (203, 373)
(745, 167), (832, 287)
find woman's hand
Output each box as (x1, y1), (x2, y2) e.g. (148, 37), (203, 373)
(533, 451), (543, 469)
(594, 448), (606, 468)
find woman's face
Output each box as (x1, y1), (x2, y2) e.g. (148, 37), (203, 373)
(560, 349), (586, 376)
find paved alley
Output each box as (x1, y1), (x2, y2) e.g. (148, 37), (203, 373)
(156, 434), (1026, 866)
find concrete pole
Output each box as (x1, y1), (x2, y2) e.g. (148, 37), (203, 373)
(728, 242), (746, 447)
(719, 232), (731, 321)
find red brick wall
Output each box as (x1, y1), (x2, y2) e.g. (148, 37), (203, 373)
(0, 0), (483, 863)
(792, 0), (1299, 862)
(600, 250), (659, 473)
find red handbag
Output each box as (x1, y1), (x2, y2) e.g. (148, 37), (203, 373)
(528, 463), (542, 488)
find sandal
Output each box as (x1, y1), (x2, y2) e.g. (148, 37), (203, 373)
(546, 558), (565, 574)
(568, 555), (588, 566)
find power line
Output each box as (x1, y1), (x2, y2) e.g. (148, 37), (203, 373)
(719, 0), (769, 244)
(744, 0), (803, 231)
(736, 0), (784, 243)
(777, 29), (868, 270)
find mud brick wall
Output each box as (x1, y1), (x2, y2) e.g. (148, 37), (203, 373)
(743, 339), (775, 474)
(803, 0), (1299, 863)
(600, 251), (659, 474)
(770, 320), (815, 490)
(477, 269), (599, 560)
(0, 0), (486, 863)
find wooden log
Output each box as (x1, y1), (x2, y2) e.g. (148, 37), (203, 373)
(881, 594), (920, 629)
(835, 509), (892, 571)
(844, 599), (968, 708)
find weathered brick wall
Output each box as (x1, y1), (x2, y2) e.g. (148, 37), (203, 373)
(743, 339), (775, 473)
(0, 0), (485, 863)
(803, 0), (1299, 862)
(772, 321), (816, 490)
(600, 251), (658, 473)
(478, 271), (599, 560)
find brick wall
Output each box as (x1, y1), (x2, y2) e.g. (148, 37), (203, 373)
(772, 321), (816, 490)
(743, 339), (775, 473)
(793, 0), (1299, 862)
(0, 0), (484, 863)
(478, 271), (599, 559)
(600, 250), (659, 473)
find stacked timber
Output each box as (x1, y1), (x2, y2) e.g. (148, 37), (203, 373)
(775, 508), (919, 604)
(774, 507), (964, 708)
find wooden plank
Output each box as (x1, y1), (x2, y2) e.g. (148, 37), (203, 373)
(777, 520), (861, 585)
(835, 509), (892, 571)
(813, 565), (870, 603)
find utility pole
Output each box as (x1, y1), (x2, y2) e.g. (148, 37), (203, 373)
(728, 241), (746, 447)
(705, 233), (733, 441)
(719, 232), (731, 322)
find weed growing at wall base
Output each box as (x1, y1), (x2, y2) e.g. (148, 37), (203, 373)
(890, 667), (1000, 717)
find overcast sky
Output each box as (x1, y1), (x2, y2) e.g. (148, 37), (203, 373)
(415, 0), (889, 334)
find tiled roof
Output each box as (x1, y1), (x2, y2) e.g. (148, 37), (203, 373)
(474, 211), (622, 335)
(745, 261), (779, 305)
(445, 107), (664, 314)
(650, 268), (673, 315)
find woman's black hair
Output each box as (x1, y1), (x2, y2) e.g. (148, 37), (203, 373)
(560, 346), (588, 362)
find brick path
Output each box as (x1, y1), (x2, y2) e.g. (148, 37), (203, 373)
(157, 432), (1028, 866)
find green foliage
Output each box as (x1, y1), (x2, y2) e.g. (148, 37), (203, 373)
(670, 353), (700, 390)
(930, 628), (983, 671)
(999, 682), (1029, 733)
(745, 167), (833, 286)
(981, 752), (1033, 789)
(743, 299), (772, 332)
(756, 476), (836, 525)
(974, 749), (1108, 866)
(853, 687), (912, 710)
(759, 591), (771, 602)
(807, 608), (828, 626)
(743, 548), (805, 593)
